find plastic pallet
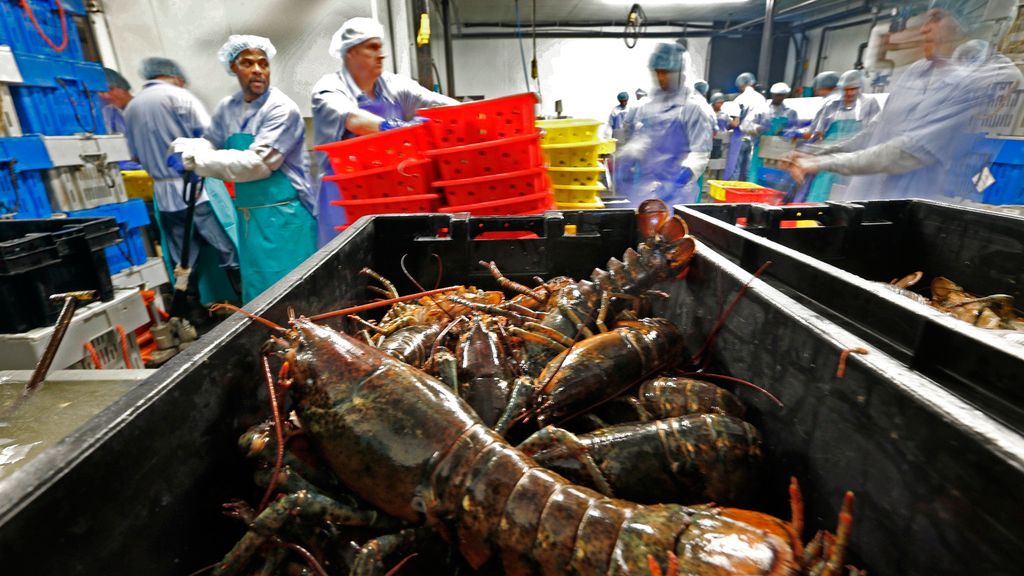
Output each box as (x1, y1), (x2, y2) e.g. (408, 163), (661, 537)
(0, 0), (85, 61)
(0, 135), (52, 218)
(66, 199), (150, 275)
(10, 53), (106, 135)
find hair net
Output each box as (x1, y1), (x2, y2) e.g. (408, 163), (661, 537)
(329, 17), (385, 59)
(217, 34), (276, 75)
(635, 88), (647, 98)
(694, 80), (709, 96)
(649, 42), (684, 72)
(770, 82), (791, 95)
(710, 92), (725, 104)
(929, 0), (1016, 37)
(837, 69), (863, 89)
(617, 91), (629, 101)
(139, 57), (186, 82)
(102, 67), (130, 91)
(813, 70), (840, 90)
(736, 72), (756, 88)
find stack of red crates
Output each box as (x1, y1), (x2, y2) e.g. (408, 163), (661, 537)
(420, 93), (554, 216)
(315, 123), (440, 231)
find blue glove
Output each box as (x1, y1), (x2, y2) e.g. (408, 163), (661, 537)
(673, 167), (694, 188)
(166, 153), (186, 174)
(379, 119), (403, 131)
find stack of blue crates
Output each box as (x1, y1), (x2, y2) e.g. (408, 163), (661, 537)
(0, 1), (148, 276)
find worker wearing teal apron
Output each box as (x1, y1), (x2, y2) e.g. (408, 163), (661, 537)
(805, 119), (861, 202)
(170, 34), (318, 303)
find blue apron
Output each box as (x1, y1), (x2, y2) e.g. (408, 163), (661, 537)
(806, 119), (861, 202)
(227, 133), (317, 303)
(751, 116), (791, 185)
(317, 94), (405, 245)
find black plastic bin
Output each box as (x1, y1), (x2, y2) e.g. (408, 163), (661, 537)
(0, 217), (120, 333)
(678, 199), (1024, 431)
(0, 210), (1021, 575)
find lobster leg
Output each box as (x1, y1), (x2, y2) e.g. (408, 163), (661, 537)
(212, 491), (401, 576)
(350, 526), (435, 576)
(519, 426), (615, 497)
(558, 303), (595, 338)
(595, 290), (613, 333)
(507, 326), (567, 351)
(349, 315), (386, 335)
(523, 321), (576, 348)
(431, 347), (459, 394)
(493, 376), (535, 436)
(480, 260), (546, 304)
(360, 267), (400, 299)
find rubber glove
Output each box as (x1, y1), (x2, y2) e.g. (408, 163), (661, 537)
(167, 154), (201, 184)
(379, 119), (404, 131)
(673, 167), (694, 188)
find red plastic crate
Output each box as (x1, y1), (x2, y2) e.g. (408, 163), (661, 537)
(439, 190), (554, 217)
(314, 123), (432, 174)
(424, 132), (543, 181)
(330, 193), (441, 229)
(433, 166), (549, 206)
(716, 186), (786, 205)
(324, 158), (434, 200)
(418, 93), (537, 148)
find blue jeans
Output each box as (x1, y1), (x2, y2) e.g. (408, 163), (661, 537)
(159, 202), (239, 270)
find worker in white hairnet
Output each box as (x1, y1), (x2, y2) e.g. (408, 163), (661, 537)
(729, 72), (766, 180)
(614, 42), (712, 206)
(124, 57), (241, 315)
(312, 17), (458, 245)
(788, 0), (1022, 203)
(170, 35), (316, 303)
(743, 82), (798, 136)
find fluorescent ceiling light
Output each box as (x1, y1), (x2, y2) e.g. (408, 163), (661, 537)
(603, 0), (748, 5)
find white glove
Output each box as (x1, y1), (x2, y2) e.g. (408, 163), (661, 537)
(168, 137), (213, 155)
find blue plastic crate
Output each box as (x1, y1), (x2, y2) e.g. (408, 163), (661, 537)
(0, 0), (84, 60)
(9, 53), (106, 135)
(982, 140), (1024, 205)
(65, 199), (149, 274)
(0, 135), (53, 218)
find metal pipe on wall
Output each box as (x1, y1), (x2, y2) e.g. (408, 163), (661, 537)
(442, 0), (455, 96)
(757, 0), (776, 84)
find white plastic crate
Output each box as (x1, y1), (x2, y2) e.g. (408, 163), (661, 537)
(0, 289), (149, 371)
(41, 135), (130, 211)
(0, 46), (23, 137)
(757, 135), (797, 161)
(111, 256), (169, 291)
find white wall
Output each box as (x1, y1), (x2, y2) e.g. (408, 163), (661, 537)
(432, 29), (710, 123)
(787, 17), (891, 90)
(100, 0), (384, 116)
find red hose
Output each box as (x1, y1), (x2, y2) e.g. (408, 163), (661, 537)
(20, 0), (68, 53)
(83, 342), (101, 368)
(115, 324), (133, 369)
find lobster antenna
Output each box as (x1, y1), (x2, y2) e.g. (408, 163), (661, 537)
(402, 253), (456, 321)
(257, 354), (287, 513)
(678, 371), (784, 408)
(690, 260), (773, 369)
(209, 303), (286, 332)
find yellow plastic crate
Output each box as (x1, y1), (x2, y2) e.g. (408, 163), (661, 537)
(553, 183), (604, 205)
(121, 170), (154, 202)
(546, 166), (604, 187)
(536, 118), (603, 145)
(556, 199), (605, 210)
(541, 139), (617, 167)
(706, 180), (763, 202)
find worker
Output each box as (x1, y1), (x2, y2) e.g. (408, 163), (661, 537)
(811, 70), (840, 97)
(710, 92), (728, 131)
(620, 87), (650, 143)
(123, 57), (240, 317)
(788, 0), (1022, 203)
(731, 72), (766, 181)
(694, 79), (710, 100)
(170, 35), (316, 304)
(607, 91), (629, 141)
(312, 17), (458, 245)
(743, 82), (798, 136)
(98, 68), (131, 134)
(615, 42), (712, 206)
(803, 70), (882, 201)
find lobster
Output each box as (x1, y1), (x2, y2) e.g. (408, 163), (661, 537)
(213, 318), (856, 576)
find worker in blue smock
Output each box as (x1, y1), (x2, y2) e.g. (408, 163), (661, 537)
(693, 79), (709, 100)
(710, 93), (728, 131)
(171, 35), (317, 304)
(798, 71), (839, 141)
(731, 72), (766, 181)
(614, 42), (712, 206)
(804, 70), (882, 201)
(743, 82), (797, 183)
(124, 57), (241, 309)
(789, 0), (1022, 203)
(98, 68), (131, 134)
(312, 17), (458, 246)
(607, 91), (629, 141)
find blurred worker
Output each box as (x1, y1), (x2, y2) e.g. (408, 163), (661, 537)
(124, 57), (240, 312)
(811, 70), (840, 97)
(788, 0), (1022, 203)
(730, 72), (766, 180)
(607, 91), (629, 141)
(710, 92), (728, 131)
(743, 82), (798, 136)
(98, 68), (132, 134)
(615, 42), (712, 205)
(803, 70), (882, 201)
(171, 35), (316, 303)
(312, 17), (458, 245)
(694, 79), (710, 100)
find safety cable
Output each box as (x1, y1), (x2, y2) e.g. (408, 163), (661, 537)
(115, 324), (134, 369)
(2, 160), (19, 217)
(56, 77), (98, 133)
(20, 0), (69, 53)
(83, 341), (102, 368)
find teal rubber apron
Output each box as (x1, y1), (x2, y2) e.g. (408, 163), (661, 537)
(805, 119), (861, 202)
(751, 116), (791, 185)
(226, 133), (317, 303)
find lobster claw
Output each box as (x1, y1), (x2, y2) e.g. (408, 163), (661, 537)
(637, 199), (670, 241)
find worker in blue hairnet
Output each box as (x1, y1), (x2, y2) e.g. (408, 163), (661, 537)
(614, 42), (712, 206)
(124, 57), (240, 312)
(727, 72), (766, 180)
(710, 92), (729, 131)
(789, 0), (1022, 203)
(694, 79), (710, 100)
(312, 17), (458, 246)
(169, 35), (316, 304)
(98, 68), (132, 134)
(607, 91), (629, 141)
(812, 70), (840, 97)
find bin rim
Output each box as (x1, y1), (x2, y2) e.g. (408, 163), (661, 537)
(433, 165), (547, 188)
